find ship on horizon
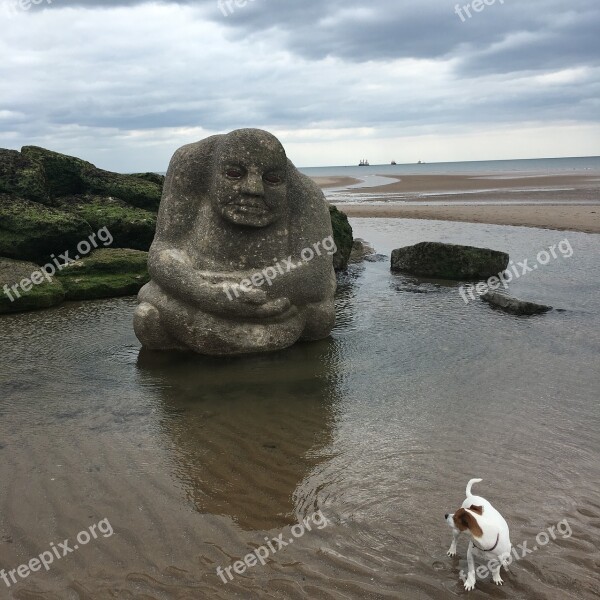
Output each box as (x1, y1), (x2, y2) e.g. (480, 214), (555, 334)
(358, 159), (370, 166)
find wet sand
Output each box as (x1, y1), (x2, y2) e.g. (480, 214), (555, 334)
(321, 173), (600, 233)
(345, 173), (600, 195)
(312, 176), (362, 188)
(1, 220), (599, 599)
(339, 204), (600, 233)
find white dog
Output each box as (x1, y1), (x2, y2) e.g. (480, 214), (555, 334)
(445, 478), (512, 591)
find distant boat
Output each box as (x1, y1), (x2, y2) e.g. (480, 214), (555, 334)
(358, 159), (370, 166)
(391, 160), (397, 165)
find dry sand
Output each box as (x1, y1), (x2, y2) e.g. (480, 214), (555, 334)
(314, 174), (600, 233)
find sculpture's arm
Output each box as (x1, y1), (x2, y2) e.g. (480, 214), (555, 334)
(148, 244), (291, 318)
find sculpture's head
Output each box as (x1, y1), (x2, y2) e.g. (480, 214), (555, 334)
(212, 129), (288, 228)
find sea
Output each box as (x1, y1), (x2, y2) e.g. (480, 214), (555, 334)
(299, 155), (600, 178)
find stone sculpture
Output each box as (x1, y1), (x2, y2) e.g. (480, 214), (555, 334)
(134, 129), (336, 355)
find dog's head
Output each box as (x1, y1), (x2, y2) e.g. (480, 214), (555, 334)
(444, 505), (483, 537)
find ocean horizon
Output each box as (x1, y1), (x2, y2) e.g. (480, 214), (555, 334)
(153, 155), (600, 177)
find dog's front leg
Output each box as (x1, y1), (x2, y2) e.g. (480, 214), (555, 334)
(491, 558), (504, 585)
(463, 542), (476, 591)
(447, 529), (460, 557)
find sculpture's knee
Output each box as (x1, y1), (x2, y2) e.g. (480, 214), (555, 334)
(300, 300), (335, 341)
(134, 302), (185, 351)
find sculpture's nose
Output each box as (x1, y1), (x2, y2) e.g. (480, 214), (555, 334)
(242, 173), (264, 197)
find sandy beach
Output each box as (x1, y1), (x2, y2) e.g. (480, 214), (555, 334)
(312, 176), (362, 188)
(313, 174), (600, 233)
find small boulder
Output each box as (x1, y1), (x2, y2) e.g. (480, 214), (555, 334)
(0, 257), (65, 314)
(391, 241), (509, 280)
(481, 290), (552, 315)
(349, 238), (376, 263)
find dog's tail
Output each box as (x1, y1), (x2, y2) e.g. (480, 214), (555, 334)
(466, 478), (483, 496)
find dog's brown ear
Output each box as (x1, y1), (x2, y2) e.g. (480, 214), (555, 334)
(469, 505), (483, 515)
(454, 508), (483, 537)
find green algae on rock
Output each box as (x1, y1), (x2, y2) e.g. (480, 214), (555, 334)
(0, 149), (50, 205)
(58, 195), (157, 251)
(0, 194), (93, 263)
(0, 257), (65, 314)
(21, 146), (162, 211)
(55, 248), (150, 301)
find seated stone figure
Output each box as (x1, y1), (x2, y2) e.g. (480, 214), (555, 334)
(134, 128), (336, 355)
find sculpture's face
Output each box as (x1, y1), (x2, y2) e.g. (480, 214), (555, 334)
(213, 131), (288, 228)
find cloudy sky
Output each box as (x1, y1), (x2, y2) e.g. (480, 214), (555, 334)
(0, 0), (599, 171)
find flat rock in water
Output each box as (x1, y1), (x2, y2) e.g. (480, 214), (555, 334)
(0, 257), (65, 314)
(481, 290), (552, 315)
(390, 241), (509, 280)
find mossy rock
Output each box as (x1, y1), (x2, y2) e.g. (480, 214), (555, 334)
(58, 195), (157, 251)
(0, 149), (50, 205)
(0, 194), (93, 263)
(130, 172), (166, 187)
(0, 257), (65, 314)
(55, 248), (149, 300)
(391, 242), (509, 280)
(21, 146), (162, 210)
(329, 205), (353, 271)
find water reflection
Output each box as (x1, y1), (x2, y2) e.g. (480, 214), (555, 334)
(136, 339), (343, 530)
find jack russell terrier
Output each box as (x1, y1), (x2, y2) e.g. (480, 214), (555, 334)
(445, 478), (512, 591)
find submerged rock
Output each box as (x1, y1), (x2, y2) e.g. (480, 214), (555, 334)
(56, 248), (149, 301)
(0, 257), (65, 314)
(481, 290), (552, 315)
(391, 241), (509, 280)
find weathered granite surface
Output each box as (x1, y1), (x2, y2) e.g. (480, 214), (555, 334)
(134, 129), (337, 355)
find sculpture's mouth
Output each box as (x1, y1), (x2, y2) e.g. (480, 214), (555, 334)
(229, 196), (270, 216)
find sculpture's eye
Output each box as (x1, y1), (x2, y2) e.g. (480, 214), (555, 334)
(225, 167), (244, 180)
(263, 173), (282, 185)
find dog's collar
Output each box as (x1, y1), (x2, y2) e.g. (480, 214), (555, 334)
(474, 533), (499, 552)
